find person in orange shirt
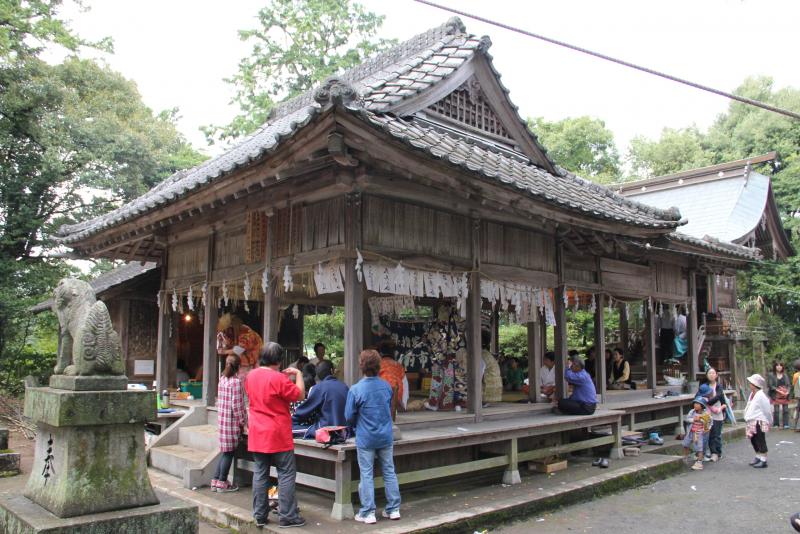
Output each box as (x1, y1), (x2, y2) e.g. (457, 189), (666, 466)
(378, 341), (406, 419)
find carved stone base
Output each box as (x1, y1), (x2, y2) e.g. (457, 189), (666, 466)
(49, 375), (128, 391)
(0, 491), (197, 534)
(23, 388), (157, 518)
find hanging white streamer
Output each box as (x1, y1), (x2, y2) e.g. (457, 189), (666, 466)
(187, 285), (195, 311)
(171, 290), (178, 312)
(222, 280), (229, 307)
(201, 282), (207, 309)
(283, 265), (293, 292)
(355, 249), (364, 282)
(261, 268), (270, 295)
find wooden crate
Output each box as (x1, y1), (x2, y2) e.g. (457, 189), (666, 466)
(528, 459), (568, 473)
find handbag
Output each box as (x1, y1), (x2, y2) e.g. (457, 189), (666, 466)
(315, 426), (350, 448)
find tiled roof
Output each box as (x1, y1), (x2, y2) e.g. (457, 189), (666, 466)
(271, 17), (483, 116)
(667, 233), (761, 261)
(359, 111), (682, 229)
(58, 105), (321, 243)
(57, 17), (683, 244)
(31, 262), (158, 312)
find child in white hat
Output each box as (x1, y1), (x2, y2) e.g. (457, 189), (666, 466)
(744, 374), (772, 468)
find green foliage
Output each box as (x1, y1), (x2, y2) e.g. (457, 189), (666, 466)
(528, 116), (622, 184)
(0, 0), (112, 59)
(303, 308), (345, 368)
(628, 126), (713, 178)
(0, 3), (204, 395)
(204, 0), (395, 142)
(0, 348), (56, 396)
(498, 323), (527, 357)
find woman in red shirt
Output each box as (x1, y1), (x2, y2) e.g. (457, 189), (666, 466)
(245, 342), (306, 528)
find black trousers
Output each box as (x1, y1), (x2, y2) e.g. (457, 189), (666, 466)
(750, 423), (768, 455)
(707, 419), (723, 456)
(558, 398), (596, 416)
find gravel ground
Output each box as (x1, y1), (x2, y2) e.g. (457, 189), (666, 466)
(495, 428), (800, 534)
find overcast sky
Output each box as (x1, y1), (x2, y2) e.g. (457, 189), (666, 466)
(64, 0), (800, 158)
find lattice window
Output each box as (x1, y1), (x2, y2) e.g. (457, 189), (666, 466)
(245, 211), (267, 264)
(428, 80), (511, 139)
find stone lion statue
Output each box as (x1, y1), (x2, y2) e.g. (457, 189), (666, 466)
(52, 278), (124, 376)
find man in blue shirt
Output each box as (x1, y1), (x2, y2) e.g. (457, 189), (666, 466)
(345, 349), (401, 524)
(556, 355), (597, 416)
(292, 360), (349, 439)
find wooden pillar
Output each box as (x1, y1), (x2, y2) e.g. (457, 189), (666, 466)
(527, 314), (542, 402)
(331, 455), (354, 520)
(502, 437), (521, 485)
(594, 293), (607, 402)
(645, 300), (657, 390)
(619, 303), (629, 355)
(262, 213), (279, 342)
(687, 270), (699, 379)
(554, 238), (567, 400)
(202, 286), (219, 405)
(490, 308), (499, 356)
(467, 218), (483, 420)
(343, 258), (363, 386)
(155, 258), (171, 392)
(553, 285), (567, 400)
(466, 272), (483, 419)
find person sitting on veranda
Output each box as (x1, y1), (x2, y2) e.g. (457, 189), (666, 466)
(292, 360), (349, 439)
(504, 358), (525, 391)
(555, 355), (597, 416)
(608, 348), (634, 390)
(540, 352), (556, 400)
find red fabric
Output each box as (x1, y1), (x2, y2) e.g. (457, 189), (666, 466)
(245, 367), (301, 453)
(379, 357), (405, 403)
(217, 375), (246, 452)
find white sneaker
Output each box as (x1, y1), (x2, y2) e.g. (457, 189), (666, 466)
(710, 453), (719, 462)
(382, 509), (401, 520)
(355, 513), (377, 524)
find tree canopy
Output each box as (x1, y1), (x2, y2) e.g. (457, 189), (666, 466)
(203, 0), (395, 143)
(528, 116), (622, 184)
(0, 1), (204, 393)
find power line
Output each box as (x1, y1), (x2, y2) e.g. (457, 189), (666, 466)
(413, 0), (800, 121)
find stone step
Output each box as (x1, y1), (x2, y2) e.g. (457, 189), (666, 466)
(178, 424), (218, 452)
(150, 444), (209, 479)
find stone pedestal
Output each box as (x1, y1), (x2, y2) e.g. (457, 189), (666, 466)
(0, 491), (197, 534)
(22, 386), (158, 518)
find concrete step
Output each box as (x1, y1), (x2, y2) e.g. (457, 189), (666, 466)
(150, 444), (209, 479)
(178, 424), (218, 452)
(207, 406), (218, 427)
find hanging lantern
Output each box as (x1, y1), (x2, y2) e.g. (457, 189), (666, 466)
(292, 304), (299, 319)
(589, 294), (596, 314)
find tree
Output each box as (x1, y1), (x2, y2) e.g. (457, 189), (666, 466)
(0, 0), (111, 58)
(627, 126), (713, 178)
(528, 116), (622, 184)
(204, 0), (395, 142)
(0, 2), (204, 394)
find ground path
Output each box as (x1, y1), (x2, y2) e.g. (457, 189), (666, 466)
(495, 428), (800, 534)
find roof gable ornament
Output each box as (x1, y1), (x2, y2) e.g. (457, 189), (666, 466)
(314, 78), (359, 108)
